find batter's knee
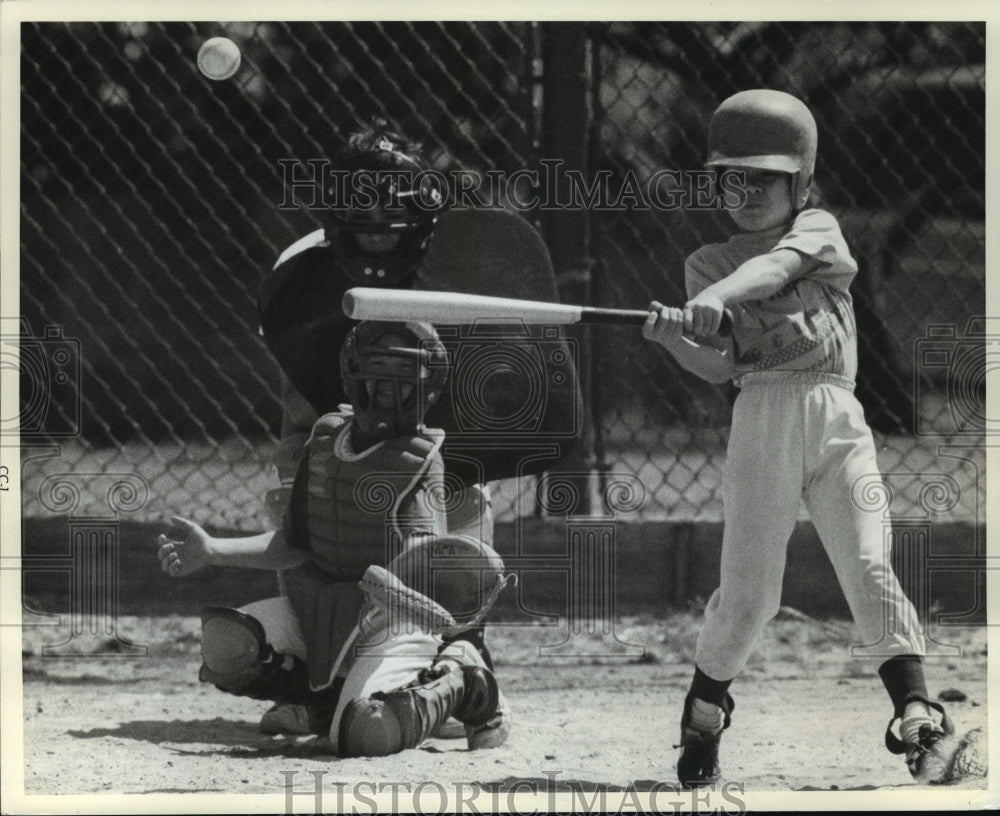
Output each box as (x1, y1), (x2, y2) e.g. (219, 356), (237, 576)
(711, 586), (782, 631)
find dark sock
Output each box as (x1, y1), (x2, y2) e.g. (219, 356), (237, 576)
(878, 654), (929, 717)
(689, 665), (733, 708)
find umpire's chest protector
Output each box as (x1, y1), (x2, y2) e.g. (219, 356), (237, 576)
(297, 417), (444, 581)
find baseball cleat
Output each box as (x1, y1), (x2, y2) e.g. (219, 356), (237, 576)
(260, 701), (337, 737)
(676, 693), (733, 788)
(260, 703), (311, 735)
(465, 705), (511, 750)
(677, 725), (724, 788)
(884, 699), (957, 784)
(903, 722), (959, 784)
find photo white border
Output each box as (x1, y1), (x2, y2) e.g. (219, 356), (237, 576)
(1, 1), (996, 813)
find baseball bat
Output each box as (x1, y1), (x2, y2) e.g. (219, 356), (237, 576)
(343, 287), (732, 334)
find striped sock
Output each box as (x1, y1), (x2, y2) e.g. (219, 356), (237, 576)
(688, 697), (725, 734)
(900, 700), (936, 745)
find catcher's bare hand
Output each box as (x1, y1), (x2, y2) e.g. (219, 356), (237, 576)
(158, 515), (212, 577)
(684, 292), (726, 337)
(644, 301), (686, 349)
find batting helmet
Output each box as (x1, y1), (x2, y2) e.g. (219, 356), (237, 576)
(327, 123), (447, 286)
(706, 89), (817, 210)
(340, 320), (449, 440)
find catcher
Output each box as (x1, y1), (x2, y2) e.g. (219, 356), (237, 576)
(259, 123), (489, 735)
(157, 320), (512, 755)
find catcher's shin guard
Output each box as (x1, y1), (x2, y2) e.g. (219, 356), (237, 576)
(338, 663), (499, 757)
(676, 693), (735, 788)
(464, 688), (511, 750)
(199, 607), (316, 703)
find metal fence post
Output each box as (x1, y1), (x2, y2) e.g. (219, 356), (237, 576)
(540, 22), (597, 514)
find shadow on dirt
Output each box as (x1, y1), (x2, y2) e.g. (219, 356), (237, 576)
(796, 784), (879, 791)
(66, 717), (331, 758)
(23, 667), (150, 685)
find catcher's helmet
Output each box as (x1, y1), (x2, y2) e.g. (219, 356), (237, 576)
(706, 89), (817, 210)
(327, 124), (446, 286)
(340, 320), (448, 440)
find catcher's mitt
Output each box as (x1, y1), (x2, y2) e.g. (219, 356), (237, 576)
(358, 535), (514, 637)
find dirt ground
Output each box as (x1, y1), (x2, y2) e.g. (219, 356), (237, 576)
(9, 612), (994, 813)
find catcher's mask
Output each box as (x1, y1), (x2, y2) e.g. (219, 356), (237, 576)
(340, 320), (448, 440)
(327, 128), (446, 287)
(706, 89), (817, 211)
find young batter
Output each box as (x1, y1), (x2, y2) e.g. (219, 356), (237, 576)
(643, 90), (954, 787)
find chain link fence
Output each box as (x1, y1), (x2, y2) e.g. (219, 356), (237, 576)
(591, 22), (985, 522)
(16, 21), (986, 530)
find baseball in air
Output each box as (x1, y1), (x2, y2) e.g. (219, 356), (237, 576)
(197, 37), (241, 81)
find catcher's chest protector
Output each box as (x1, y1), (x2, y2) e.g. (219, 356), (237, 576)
(301, 422), (443, 581)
